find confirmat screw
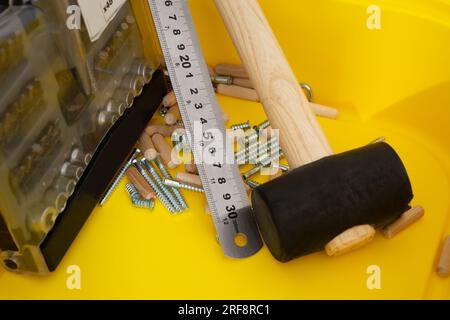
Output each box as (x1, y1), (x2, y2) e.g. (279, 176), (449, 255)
(154, 156), (188, 210)
(134, 160), (176, 214)
(100, 148), (140, 206)
(164, 179), (204, 193)
(231, 121), (251, 131)
(141, 159), (182, 213)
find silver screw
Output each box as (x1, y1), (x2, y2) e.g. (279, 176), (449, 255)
(99, 148), (140, 206)
(211, 75), (233, 85)
(242, 150), (284, 180)
(126, 183), (155, 210)
(246, 180), (260, 189)
(236, 136), (279, 165)
(164, 179), (204, 193)
(125, 183), (140, 200)
(154, 156), (188, 210)
(141, 159), (182, 213)
(134, 161), (176, 214)
(132, 198), (155, 209)
(241, 120), (271, 146)
(231, 121), (251, 131)
(273, 163), (289, 173)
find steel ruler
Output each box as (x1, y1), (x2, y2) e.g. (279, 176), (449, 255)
(149, 0), (262, 258)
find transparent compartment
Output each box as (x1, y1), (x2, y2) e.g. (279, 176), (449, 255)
(0, 1), (160, 274)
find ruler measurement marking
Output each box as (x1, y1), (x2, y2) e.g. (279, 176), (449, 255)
(149, 0), (262, 258)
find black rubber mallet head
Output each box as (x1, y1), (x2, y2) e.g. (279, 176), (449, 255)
(215, 0), (415, 261)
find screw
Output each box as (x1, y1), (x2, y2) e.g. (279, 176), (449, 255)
(126, 184), (155, 209)
(211, 75), (233, 85)
(241, 120), (271, 146)
(242, 150), (284, 180)
(246, 180), (260, 189)
(132, 198), (155, 209)
(300, 83), (313, 102)
(141, 159), (182, 212)
(164, 179), (204, 193)
(236, 136), (279, 164)
(134, 160), (176, 213)
(99, 148), (140, 206)
(125, 183), (140, 200)
(154, 156), (188, 210)
(231, 121), (251, 131)
(273, 163), (289, 173)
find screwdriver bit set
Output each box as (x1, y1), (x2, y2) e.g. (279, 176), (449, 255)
(0, 1), (164, 274)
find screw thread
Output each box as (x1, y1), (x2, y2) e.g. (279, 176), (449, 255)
(134, 162), (175, 213)
(164, 179), (204, 193)
(142, 160), (182, 213)
(154, 157), (188, 210)
(125, 183), (140, 200)
(231, 121), (251, 131)
(132, 198), (155, 209)
(100, 148), (140, 206)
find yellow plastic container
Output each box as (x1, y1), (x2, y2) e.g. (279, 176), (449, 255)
(1, 0), (449, 299)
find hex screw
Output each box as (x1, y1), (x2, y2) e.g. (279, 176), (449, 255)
(99, 148), (140, 206)
(231, 121), (251, 131)
(154, 156), (188, 210)
(134, 160), (176, 214)
(141, 159), (182, 212)
(125, 183), (140, 200)
(164, 179), (204, 193)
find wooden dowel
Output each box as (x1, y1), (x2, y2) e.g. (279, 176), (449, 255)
(217, 85), (339, 119)
(126, 167), (156, 200)
(165, 103), (181, 125)
(215, 63), (249, 78)
(146, 124), (183, 137)
(217, 84), (259, 102)
(437, 236), (450, 278)
(325, 225), (376, 257)
(175, 172), (203, 187)
(152, 133), (179, 169)
(185, 162), (198, 174)
(381, 206), (424, 239)
(163, 91), (177, 107)
(310, 103), (340, 120)
(138, 133), (158, 161)
(233, 77), (253, 89)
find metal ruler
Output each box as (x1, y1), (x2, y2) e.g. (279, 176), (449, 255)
(149, 0), (262, 258)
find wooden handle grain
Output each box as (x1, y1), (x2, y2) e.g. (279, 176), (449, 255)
(214, 0), (332, 168)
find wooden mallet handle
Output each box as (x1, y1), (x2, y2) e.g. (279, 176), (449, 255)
(214, 0), (332, 168)
(214, 0), (374, 256)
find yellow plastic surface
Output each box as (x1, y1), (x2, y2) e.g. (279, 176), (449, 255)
(1, 0), (450, 299)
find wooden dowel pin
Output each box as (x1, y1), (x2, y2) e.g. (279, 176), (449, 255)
(126, 167), (156, 200)
(382, 206), (424, 239)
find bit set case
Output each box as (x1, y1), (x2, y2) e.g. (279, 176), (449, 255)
(0, 1), (164, 275)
